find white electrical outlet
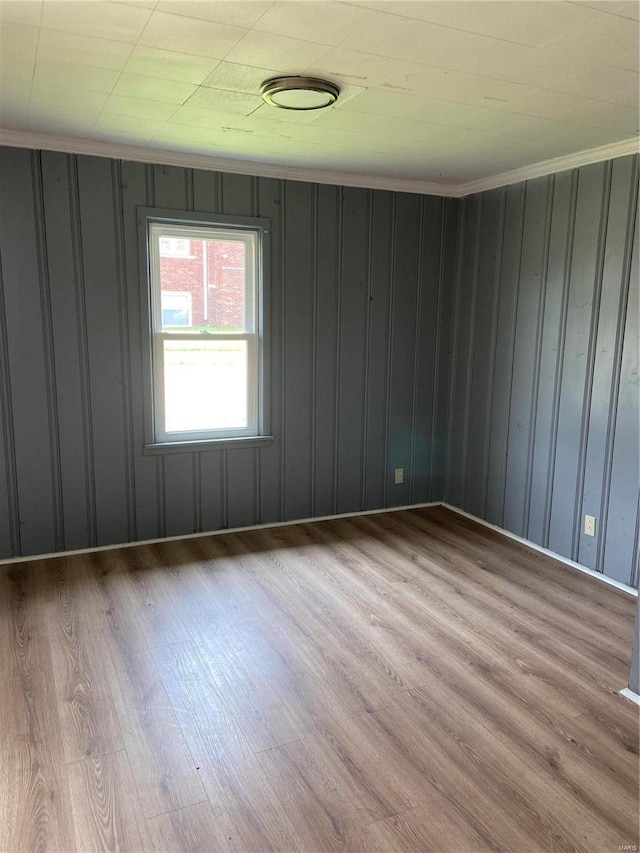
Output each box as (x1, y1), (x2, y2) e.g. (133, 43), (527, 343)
(394, 468), (404, 485)
(584, 515), (596, 537)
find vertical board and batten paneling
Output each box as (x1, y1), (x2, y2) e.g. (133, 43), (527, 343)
(445, 192), (482, 510)
(527, 170), (576, 549)
(410, 195), (444, 505)
(431, 197), (459, 503)
(1, 143), (636, 588)
(121, 160), (161, 542)
(446, 154), (639, 586)
(464, 187), (504, 520)
(387, 193), (422, 507)
(548, 162), (610, 559)
(580, 156), (638, 577)
(336, 186), (369, 515)
(256, 176), (282, 526)
(363, 190), (394, 510)
(0, 144), (447, 559)
(312, 184), (340, 517)
(0, 148), (57, 555)
(503, 176), (552, 539)
(221, 172), (259, 530)
(282, 179), (314, 521)
(602, 181), (639, 586)
(78, 155), (132, 547)
(484, 183), (526, 527)
(40, 152), (91, 551)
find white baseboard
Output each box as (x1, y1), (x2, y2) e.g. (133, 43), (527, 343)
(619, 688), (640, 706)
(0, 501), (440, 566)
(441, 503), (638, 598)
(1, 501), (637, 602)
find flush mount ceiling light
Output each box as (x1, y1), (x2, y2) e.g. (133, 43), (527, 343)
(260, 76), (340, 110)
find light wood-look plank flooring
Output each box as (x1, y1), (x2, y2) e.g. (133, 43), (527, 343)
(1, 506), (638, 853)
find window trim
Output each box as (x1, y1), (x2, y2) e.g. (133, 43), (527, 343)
(138, 207), (272, 454)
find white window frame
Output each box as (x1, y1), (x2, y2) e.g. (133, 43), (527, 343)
(139, 209), (271, 453)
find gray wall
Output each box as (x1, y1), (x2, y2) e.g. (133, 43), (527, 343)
(444, 155), (639, 587)
(0, 145), (455, 558)
(0, 144), (637, 589)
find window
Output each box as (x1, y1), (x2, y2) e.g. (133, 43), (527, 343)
(161, 292), (192, 327)
(159, 236), (192, 258)
(141, 211), (270, 450)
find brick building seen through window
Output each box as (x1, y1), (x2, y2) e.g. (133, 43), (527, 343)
(159, 236), (245, 330)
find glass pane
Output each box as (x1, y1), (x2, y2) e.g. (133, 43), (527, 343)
(163, 339), (248, 433)
(161, 292), (191, 327)
(158, 235), (246, 332)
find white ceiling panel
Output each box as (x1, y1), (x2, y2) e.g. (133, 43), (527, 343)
(606, 84), (640, 108)
(224, 30), (331, 69)
(138, 10), (245, 58)
(93, 113), (166, 142)
(166, 105), (247, 129)
(94, 115), (166, 137)
(615, 1), (640, 19)
(102, 95), (180, 122)
(336, 88), (490, 128)
(0, 0), (41, 26)
(578, 0), (639, 19)
(110, 0), (157, 9)
(564, 99), (639, 133)
(41, 0), (151, 42)
(0, 0), (637, 193)
(123, 46), (219, 84)
(494, 87), (592, 120)
(29, 86), (110, 116)
(608, 50), (640, 72)
(36, 28), (134, 70)
(33, 59), (121, 94)
(253, 122), (391, 154)
(310, 47), (535, 108)
(551, 64), (639, 99)
(0, 78), (31, 104)
(312, 107), (492, 145)
(488, 14), (640, 85)
(237, 103), (329, 127)
(154, 1), (272, 29)
(340, 11), (530, 75)
(184, 87), (263, 115)
(0, 20), (38, 59)
(380, 0), (605, 47)
(201, 61), (281, 95)
(253, 1), (368, 45)
(112, 72), (197, 104)
(1, 55), (37, 83)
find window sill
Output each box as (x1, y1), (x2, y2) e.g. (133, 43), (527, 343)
(144, 436), (274, 455)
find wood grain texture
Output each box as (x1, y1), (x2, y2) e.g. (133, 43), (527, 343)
(1, 506), (637, 852)
(0, 565), (76, 853)
(66, 751), (152, 852)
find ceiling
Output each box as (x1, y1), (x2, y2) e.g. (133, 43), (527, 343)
(0, 0), (638, 195)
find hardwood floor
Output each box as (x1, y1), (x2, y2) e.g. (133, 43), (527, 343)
(0, 505), (637, 853)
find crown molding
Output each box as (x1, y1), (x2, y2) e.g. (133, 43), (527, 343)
(0, 129), (455, 197)
(0, 128), (637, 200)
(455, 137), (639, 197)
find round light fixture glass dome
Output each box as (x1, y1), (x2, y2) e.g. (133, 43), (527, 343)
(260, 76), (339, 110)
